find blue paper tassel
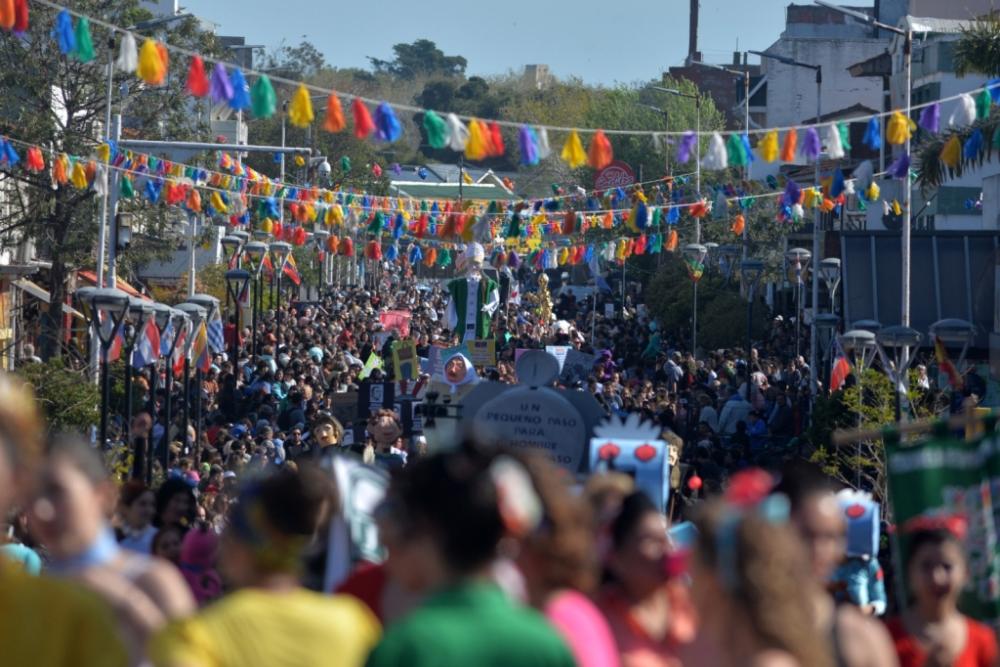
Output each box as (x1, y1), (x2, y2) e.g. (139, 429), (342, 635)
(634, 202), (648, 229)
(990, 79), (1000, 104)
(385, 244), (398, 261)
(863, 117), (881, 150)
(830, 168), (845, 198)
(393, 213), (404, 239)
(667, 206), (680, 224)
(409, 245), (423, 264)
(519, 126), (539, 166)
(144, 178), (163, 204)
(963, 128), (983, 159)
(888, 152), (910, 179)
(374, 102), (403, 142)
(52, 10), (76, 54)
(740, 134), (755, 163)
(783, 179), (801, 208)
(228, 69), (251, 111)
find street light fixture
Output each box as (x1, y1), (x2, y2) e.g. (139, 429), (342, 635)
(243, 241), (269, 358)
(814, 313), (840, 389)
(929, 318), (976, 375)
(651, 86), (702, 241)
(852, 319), (883, 334)
(702, 242), (720, 270)
(785, 247), (812, 362)
(740, 258), (766, 359)
(224, 269), (251, 369)
(819, 257), (842, 309)
(220, 235), (244, 268)
(838, 327), (878, 486)
(683, 243), (708, 357)
(876, 325), (922, 421)
(816, 0), (913, 328)
(123, 297), (154, 444)
(313, 228), (330, 297)
(269, 241), (293, 341)
(174, 302), (207, 456)
(87, 287), (130, 447)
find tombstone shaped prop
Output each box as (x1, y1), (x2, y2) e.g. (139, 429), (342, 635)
(589, 413), (671, 513)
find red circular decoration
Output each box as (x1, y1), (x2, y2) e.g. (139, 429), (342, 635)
(845, 503), (866, 520)
(634, 444), (657, 462)
(598, 443), (621, 460)
(688, 475), (703, 491)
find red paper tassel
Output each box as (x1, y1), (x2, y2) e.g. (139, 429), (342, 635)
(324, 94), (345, 133)
(562, 210), (576, 235)
(13, 0), (27, 33)
(25, 146), (44, 173)
(414, 213), (428, 239)
(488, 121), (505, 157)
(587, 130), (614, 169)
(293, 226), (307, 245)
(424, 247), (437, 267)
(352, 99), (375, 139)
(273, 222), (284, 240)
(186, 56), (210, 97)
(340, 237), (354, 257)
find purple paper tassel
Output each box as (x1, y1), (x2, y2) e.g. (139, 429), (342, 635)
(210, 63), (233, 103)
(800, 127), (822, 161)
(677, 131), (697, 164)
(782, 179), (801, 207)
(888, 152), (910, 179)
(507, 250), (521, 268)
(919, 103), (940, 133)
(519, 126), (539, 166)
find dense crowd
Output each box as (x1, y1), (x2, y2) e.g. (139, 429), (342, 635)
(2, 259), (994, 667)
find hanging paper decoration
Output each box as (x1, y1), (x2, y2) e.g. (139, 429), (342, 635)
(865, 182), (880, 201)
(780, 130), (797, 162)
(950, 94), (976, 127)
(288, 84), (315, 128)
(445, 114), (469, 151)
(228, 69), (251, 111)
(823, 124), (844, 160)
(837, 123), (852, 152)
(320, 93), (345, 133)
(519, 126), (539, 166)
(759, 130), (779, 162)
(119, 174), (133, 197)
(350, 98), (375, 138)
(52, 9), (75, 54)
(374, 102), (403, 142)
(560, 131), (587, 169)
(340, 156), (351, 173)
(940, 134), (962, 168)
(665, 229), (678, 252)
(677, 131), (697, 164)
(137, 39), (166, 86)
(740, 134), (755, 164)
(12, 0), (26, 33)
(250, 75), (277, 118)
(488, 121), (505, 157)
(963, 128), (983, 160)
(726, 133), (747, 166)
(702, 133), (727, 170)
(862, 117), (881, 150)
(587, 130), (613, 169)
(731, 214), (745, 236)
(887, 152), (910, 179)
(800, 127), (821, 161)
(465, 120), (488, 160)
(25, 146), (44, 173)
(73, 17), (95, 63)
(537, 128), (552, 159)
(830, 168), (846, 198)
(208, 63), (232, 102)
(70, 161), (88, 190)
(976, 88), (992, 119)
(782, 179), (801, 208)
(0, 0), (13, 31)
(422, 110), (448, 149)
(914, 103), (940, 136)
(117, 33), (138, 72)
(886, 110), (914, 145)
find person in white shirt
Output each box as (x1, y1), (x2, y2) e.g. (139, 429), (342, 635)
(717, 387), (751, 435)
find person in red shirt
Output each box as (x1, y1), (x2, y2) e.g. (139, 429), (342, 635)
(887, 526), (999, 667)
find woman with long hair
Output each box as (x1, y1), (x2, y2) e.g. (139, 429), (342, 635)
(887, 526), (998, 667)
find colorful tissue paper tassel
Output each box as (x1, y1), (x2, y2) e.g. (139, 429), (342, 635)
(228, 69), (251, 111)
(0, 1), (15, 33)
(887, 152), (910, 179)
(446, 114), (469, 151)
(488, 122), (505, 157)
(919, 103), (940, 133)
(950, 94), (976, 127)
(352, 99), (375, 139)
(863, 117), (881, 150)
(518, 126), (539, 166)
(780, 130), (797, 162)
(117, 33), (137, 72)
(560, 131), (587, 169)
(137, 39), (166, 86)
(587, 130), (613, 169)
(824, 124), (845, 159)
(423, 110), (448, 149)
(759, 130), (779, 162)
(976, 88), (992, 120)
(52, 9), (74, 54)
(322, 94), (346, 133)
(940, 135), (962, 168)
(25, 146), (44, 173)
(251, 75), (277, 118)
(464, 120), (488, 161)
(702, 133), (727, 170)
(677, 132), (697, 164)
(73, 17), (95, 63)
(288, 84), (315, 129)
(963, 128), (984, 160)
(726, 133), (747, 166)
(886, 110), (914, 145)
(374, 102), (403, 142)
(800, 127), (821, 161)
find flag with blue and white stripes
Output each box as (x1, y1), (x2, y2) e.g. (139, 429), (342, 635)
(207, 313), (225, 354)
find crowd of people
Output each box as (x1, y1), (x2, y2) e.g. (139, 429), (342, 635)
(2, 258), (994, 667)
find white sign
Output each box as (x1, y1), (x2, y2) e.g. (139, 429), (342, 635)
(545, 345), (571, 370)
(604, 303), (614, 319)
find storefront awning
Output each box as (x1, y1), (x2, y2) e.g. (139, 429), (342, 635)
(12, 279), (85, 319)
(77, 270), (152, 301)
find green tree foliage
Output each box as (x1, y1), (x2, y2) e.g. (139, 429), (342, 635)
(369, 39), (467, 79)
(16, 358), (99, 433)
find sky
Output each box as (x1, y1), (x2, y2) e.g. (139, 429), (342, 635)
(186, 0), (794, 86)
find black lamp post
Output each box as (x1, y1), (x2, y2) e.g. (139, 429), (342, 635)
(158, 308), (189, 473)
(269, 241), (292, 344)
(174, 302), (206, 457)
(224, 269), (251, 372)
(84, 288), (130, 447)
(785, 247), (812, 361)
(313, 229), (330, 298)
(739, 259), (765, 362)
(682, 243), (708, 358)
(185, 294), (220, 462)
(122, 297), (154, 462)
(243, 241), (268, 359)
(146, 302), (170, 482)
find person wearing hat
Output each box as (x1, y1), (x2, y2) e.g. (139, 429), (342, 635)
(445, 242), (499, 343)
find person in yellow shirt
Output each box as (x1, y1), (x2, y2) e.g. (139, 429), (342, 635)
(0, 374), (127, 667)
(150, 467), (380, 667)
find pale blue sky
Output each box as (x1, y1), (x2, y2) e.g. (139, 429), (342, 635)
(187, 0), (793, 85)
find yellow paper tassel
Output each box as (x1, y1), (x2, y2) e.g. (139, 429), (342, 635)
(465, 119), (488, 160)
(560, 131), (587, 169)
(261, 218), (273, 234)
(940, 135), (961, 168)
(136, 39), (166, 86)
(70, 161), (88, 189)
(210, 191), (227, 213)
(615, 239), (627, 260)
(866, 182), (880, 201)
(96, 143), (111, 163)
(558, 247), (569, 265)
(886, 110), (915, 145)
(892, 199), (902, 215)
(288, 84), (315, 129)
(759, 130), (779, 162)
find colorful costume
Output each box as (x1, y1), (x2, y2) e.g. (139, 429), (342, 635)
(830, 489), (887, 616)
(446, 243), (499, 342)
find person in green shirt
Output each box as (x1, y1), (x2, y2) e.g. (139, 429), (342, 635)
(366, 442), (575, 667)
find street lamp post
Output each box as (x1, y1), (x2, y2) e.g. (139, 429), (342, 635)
(83, 288), (130, 447)
(243, 241), (268, 359)
(838, 328), (878, 486)
(814, 313), (840, 390)
(186, 294), (220, 462)
(146, 302), (169, 482)
(929, 319), (976, 410)
(819, 257), (842, 313)
(269, 242), (293, 344)
(122, 297), (154, 452)
(876, 325), (922, 422)
(652, 86), (702, 241)
(174, 302), (206, 456)
(817, 0), (913, 326)
(683, 243), (708, 357)
(158, 308), (189, 473)
(313, 229), (330, 298)
(224, 270), (251, 372)
(740, 259), (766, 361)
(785, 247), (812, 363)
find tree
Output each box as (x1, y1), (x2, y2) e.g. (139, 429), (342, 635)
(369, 39), (466, 79)
(16, 358), (99, 433)
(0, 2), (220, 360)
(260, 39), (328, 79)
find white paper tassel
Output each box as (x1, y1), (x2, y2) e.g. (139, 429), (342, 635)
(701, 132), (728, 170)
(824, 123), (845, 160)
(844, 179), (856, 196)
(446, 114), (469, 151)
(792, 203), (804, 221)
(883, 200), (891, 215)
(116, 33), (138, 73)
(949, 94), (976, 127)
(92, 165), (107, 196)
(536, 127), (552, 159)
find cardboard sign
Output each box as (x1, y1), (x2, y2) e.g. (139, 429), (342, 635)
(465, 339), (496, 367)
(329, 391), (359, 427)
(322, 456), (389, 591)
(357, 381), (395, 419)
(545, 345), (571, 370)
(392, 339), (419, 380)
(589, 413), (670, 513)
(379, 309), (411, 337)
(559, 349), (596, 385)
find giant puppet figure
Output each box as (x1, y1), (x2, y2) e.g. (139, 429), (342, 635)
(830, 489), (887, 616)
(446, 242), (500, 343)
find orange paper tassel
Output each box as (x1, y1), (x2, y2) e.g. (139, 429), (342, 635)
(587, 130), (614, 169)
(323, 94), (345, 133)
(780, 130), (797, 162)
(665, 229), (678, 252)
(731, 214), (745, 235)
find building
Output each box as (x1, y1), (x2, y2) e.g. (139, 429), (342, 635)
(388, 164), (515, 200)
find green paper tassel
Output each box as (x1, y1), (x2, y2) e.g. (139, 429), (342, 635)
(340, 156), (351, 172)
(251, 75), (277, 118)
(651, 207), (662, 226)
(726, 133), (747, 167)
(120, 176), (134, 198)
(837, 123), (851, 151)
(368, 211), (384, 234)
(977, 88), (993, 120)
(423, 110), (449, 149)
(992, 126), (1000, 149)
(73, 18), (95, 63)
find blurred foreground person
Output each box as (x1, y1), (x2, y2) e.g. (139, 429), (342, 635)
(30, 435), (194, 665)
(151, 467), (380, 667)
(365, 442), (575, 667)
(0, 375), (127, 666)
(888, 526), (998, 667)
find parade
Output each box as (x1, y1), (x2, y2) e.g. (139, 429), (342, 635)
(1, 0), (1000, 665)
